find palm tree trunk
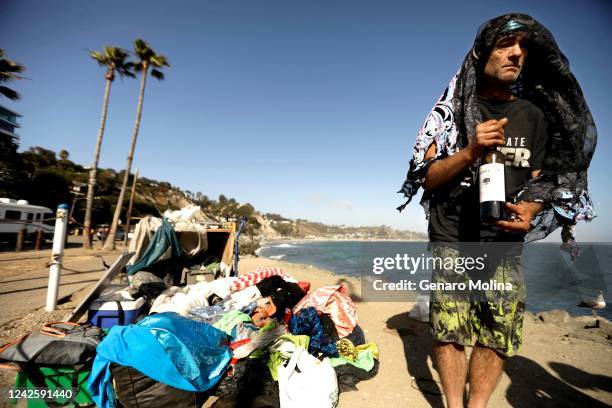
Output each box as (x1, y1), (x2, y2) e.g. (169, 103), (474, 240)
(83, 76), (112, 249)
(104, 67), (148, 250)
(123, 168), (139, 247)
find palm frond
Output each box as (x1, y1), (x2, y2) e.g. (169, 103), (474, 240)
(103, 46), (118, 61)
(130, 39), (169, 81)
(150, 54), (170, 68)
(118, 64), (136, 78)
(106, 46), (129, 62)
(134, 39), (148, 52)
(89, 46), (136, 78)
(0, 69), (26, 82)
(0, 59), (26, 75)
(0, 85), (20, 100)
(114, 49), (135, 78)
(89, 50), (108, 67)
(150, 69), (165, 80)
(0, 50), (26, 89)
(134, 38), (154, 61)
(131, 61), (145, 73)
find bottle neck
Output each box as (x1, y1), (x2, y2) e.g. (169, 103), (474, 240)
(482, 148), (505, 164)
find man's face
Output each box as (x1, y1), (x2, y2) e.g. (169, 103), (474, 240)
(483, 32), (529, 84)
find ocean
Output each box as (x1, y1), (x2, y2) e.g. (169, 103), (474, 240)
(259, 240), (612, 320)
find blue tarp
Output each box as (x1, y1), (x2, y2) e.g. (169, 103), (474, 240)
(126, 218), (182, 276)
(88, 312), (232, 408)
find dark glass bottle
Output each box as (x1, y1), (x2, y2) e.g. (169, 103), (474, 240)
(479, 148), (506, 222)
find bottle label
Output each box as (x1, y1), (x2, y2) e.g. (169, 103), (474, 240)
(479, 163), (505, 203)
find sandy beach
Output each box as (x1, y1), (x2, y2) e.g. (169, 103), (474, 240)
(1, 249), (611, 407)
(239, 256), (612, 408)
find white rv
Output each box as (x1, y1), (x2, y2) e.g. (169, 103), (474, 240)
(0, 198), (54, 239)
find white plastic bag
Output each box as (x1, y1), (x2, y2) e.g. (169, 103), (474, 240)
(278, 347), (338, 408)
(408, 295), (430, 322)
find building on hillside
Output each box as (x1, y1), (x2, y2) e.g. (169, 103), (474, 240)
(0, 104), (21, 140)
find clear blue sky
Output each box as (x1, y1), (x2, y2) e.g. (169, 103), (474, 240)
(2, 0), (611, 241)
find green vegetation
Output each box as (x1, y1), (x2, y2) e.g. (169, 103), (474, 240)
(192, 195), (261, 235)
(1, 144), (425, 242)
(2, 146), (156, 226)
(0, 145), (262, 237)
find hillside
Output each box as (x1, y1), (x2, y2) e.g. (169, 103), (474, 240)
(2, 145), (425, 241)
(257, 212), (426, 241)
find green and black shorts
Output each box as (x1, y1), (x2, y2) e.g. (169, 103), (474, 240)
(429, 245), (526, 357)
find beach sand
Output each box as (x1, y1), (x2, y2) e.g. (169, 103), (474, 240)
(239, 256), (612, 408)
(0, 249), (610, 407)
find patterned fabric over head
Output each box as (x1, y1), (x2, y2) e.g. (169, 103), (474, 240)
(397, 13), (597, 255)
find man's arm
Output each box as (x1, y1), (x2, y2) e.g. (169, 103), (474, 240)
(423, 118), (508, 191)
(498, 110), (550, 233)
(423, 143), (478, 191)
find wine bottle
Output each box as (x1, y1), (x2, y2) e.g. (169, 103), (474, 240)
(479, 148), (506, 222)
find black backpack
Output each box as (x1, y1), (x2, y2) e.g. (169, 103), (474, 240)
(0, 322), (103, 366)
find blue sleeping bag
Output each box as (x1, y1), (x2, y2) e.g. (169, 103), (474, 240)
(88, 312), (232, 408)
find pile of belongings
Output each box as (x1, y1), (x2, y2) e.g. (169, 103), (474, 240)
(128, 205), (216, 269)
(125, 205), (228, 298)
(87, 266), (379, 408)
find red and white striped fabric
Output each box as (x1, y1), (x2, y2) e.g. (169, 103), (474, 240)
(230, 266), (293, 292)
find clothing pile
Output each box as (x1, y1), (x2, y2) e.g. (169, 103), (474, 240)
(85, 266), (378, 408)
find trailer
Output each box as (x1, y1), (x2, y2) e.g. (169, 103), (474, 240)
(0, 198), (54, 241)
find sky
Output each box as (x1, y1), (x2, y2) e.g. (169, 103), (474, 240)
(2, 0), (611, 241)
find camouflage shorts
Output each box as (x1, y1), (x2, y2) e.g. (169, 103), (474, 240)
(429, 245), (526, 357)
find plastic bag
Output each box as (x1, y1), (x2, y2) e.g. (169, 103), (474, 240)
(408, 295), (430, 322)
(278, 347), (338, 408)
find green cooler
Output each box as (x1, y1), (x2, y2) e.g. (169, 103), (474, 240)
(13, 365), (94, 407)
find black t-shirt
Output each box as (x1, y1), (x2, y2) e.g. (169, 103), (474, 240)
(428, 97), (549, 242)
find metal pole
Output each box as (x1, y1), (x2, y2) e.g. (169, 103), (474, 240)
(123, 169), (138, 248)
(46, 204), (69, 311)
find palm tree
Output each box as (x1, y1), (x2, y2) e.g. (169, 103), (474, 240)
(0, 49), (25, 100)
(104, 39), (169, 250)
(83, 47), (134, 249)
(59, 149), (70, 161)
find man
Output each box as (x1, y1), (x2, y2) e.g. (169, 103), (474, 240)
(397, 14), (597, 408)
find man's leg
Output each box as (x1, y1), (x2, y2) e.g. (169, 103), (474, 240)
(467, 253), (525, 407)
(429, 245), (474, 407)
(467, 343), (505, 408)
(433, 341), (468, 408)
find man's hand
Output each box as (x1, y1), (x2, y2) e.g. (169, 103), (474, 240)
(496, 201), (544, 233)
(423, 118), (508, 192)
(466, 118), (508, 159)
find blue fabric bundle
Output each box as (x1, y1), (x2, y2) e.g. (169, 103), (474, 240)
(88, 312), (232, 408)
(289, 307), (338, 357)
(126, 218), (182, 275)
